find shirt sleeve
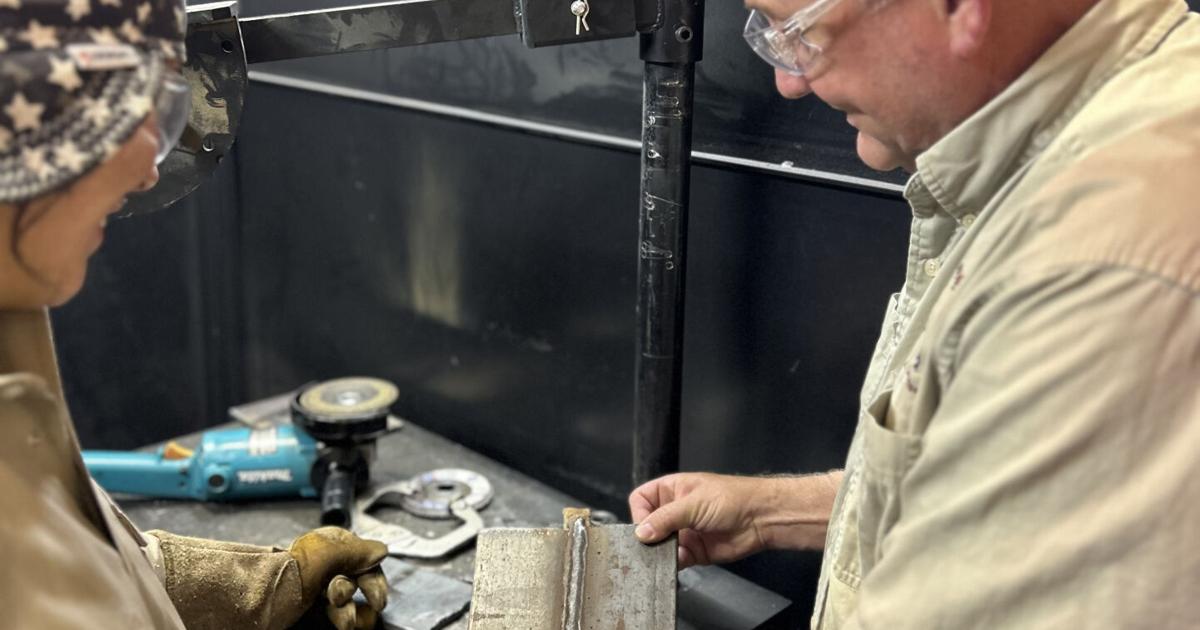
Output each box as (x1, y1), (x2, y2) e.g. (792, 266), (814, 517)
(847, 266), (1200, 629)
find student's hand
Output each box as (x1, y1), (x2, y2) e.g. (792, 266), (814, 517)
(148, 527), (388, 630)
(288, 527), (389, 630)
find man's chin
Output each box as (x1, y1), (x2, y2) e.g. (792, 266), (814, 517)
(855, 131), (908, 173)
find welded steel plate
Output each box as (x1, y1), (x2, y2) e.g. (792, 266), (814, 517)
(467, 512), (676, 629)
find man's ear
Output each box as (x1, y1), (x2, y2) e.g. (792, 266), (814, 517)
(945, 0), (990, 57)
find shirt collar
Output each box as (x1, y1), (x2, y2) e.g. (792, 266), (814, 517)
(908, 0), (1189, 221)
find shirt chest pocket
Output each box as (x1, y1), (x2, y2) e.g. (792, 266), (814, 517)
(857, 388), (923, 572)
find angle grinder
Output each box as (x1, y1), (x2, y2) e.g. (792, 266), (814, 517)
(292, 376), (398, 528)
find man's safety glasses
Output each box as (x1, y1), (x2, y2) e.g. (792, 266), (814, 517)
(743, 0), (844, 76)
(153, 70), (190, 165)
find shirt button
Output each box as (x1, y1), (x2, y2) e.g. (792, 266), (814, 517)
(923, 258), (940, 277)
(961, 214), (976, 227)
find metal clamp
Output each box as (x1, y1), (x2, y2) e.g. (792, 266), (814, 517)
(353, 469), (492, 559)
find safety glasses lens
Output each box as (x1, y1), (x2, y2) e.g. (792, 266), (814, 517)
(743, 9), (821, 76)
(744, 10), (800, 75)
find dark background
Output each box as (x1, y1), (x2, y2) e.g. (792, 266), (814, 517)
(49, 0), (1121, 617)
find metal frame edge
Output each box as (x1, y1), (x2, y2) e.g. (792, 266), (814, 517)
(245, 70), (907, 197)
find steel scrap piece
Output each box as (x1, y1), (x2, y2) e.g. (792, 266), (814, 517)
(467, 508), (677, 630)
(363, 558), (473, 630)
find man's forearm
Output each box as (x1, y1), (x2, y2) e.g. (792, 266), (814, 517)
(755, 471), (843, 551)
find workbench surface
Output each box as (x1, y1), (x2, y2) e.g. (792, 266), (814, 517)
(118, 421), (792, 629)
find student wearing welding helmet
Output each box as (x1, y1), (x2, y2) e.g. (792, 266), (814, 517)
(0, 0), (386, 628)
(633, 0), (1200, 628)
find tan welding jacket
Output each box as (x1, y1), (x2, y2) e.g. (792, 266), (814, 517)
(0, 310), (320, 630)
(0, 309), (188, 628)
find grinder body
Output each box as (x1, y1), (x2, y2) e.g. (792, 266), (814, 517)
(83, 377), (397, 529)
(84, 425), (320, 501)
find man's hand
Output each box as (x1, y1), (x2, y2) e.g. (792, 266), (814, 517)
(288, 527), (389, 630)
(629, 471), (843, 569)
(629, 473), (772, 568)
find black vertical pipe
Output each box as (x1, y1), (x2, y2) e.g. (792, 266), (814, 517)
(632, 0), (703, 488)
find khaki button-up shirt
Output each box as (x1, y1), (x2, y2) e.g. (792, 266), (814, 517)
(814, 0), (1200, 628)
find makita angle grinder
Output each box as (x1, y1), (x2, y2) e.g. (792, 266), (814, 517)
(83, 377), (399, 528)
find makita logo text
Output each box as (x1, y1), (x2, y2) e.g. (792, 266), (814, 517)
(237, 469), (294, 484)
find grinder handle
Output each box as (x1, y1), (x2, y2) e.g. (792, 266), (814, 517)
(320, 465), (356, 528)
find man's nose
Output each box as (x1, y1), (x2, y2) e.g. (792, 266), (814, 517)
(775, 69), (813, 99)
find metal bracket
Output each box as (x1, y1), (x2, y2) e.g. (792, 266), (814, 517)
(516, 0), (636, 48)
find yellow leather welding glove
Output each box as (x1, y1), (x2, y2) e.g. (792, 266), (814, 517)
(289, 528), (390, 630)
(146, 527), (388, 630)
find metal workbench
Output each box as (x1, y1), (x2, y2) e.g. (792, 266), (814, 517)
(118, 421), (794, 629)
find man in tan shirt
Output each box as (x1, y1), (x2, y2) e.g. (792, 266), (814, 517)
(632, 0), (1200, 627)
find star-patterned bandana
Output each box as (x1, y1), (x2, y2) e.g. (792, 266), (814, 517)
(0, 0), (185, 202)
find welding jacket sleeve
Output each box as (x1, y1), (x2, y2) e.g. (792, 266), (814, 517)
(142, 530), (306, 630)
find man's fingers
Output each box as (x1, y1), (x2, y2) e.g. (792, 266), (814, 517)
(326, 599), (357, 630)
(634, 497), (693, 544)
(358, 567), (389, 612)
(629, 475), (682, 528)
(629, 490), (656, 525)
(677, 545), (695, 569)
(677, 529), (708, 568)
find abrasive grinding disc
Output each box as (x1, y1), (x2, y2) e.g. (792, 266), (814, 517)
(297, 377), (399, 420)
